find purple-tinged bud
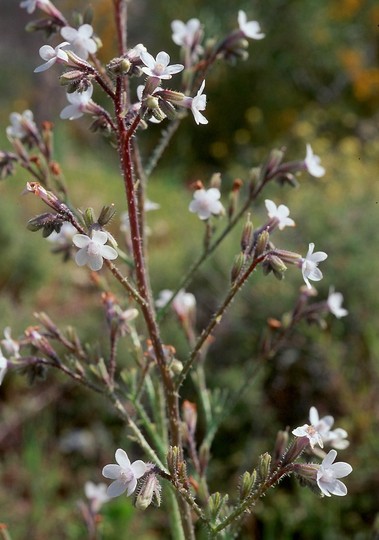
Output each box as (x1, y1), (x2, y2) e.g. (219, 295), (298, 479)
(158, 99), (177, 121)
(261, 148), (285, 180)
(274, 249), (302, 265)
(231, 252), (246, 284)
(27, 212), (64, 237)
(255, 230), (270, 257)
(273, 429), (289, 463)
(210, 172), (222, 189)
(240, 214), (254, 252)
(282, 436), (310, 466)
(65, 50), (92, 70)
(98, 204), (116, 226)
(293, 462), (318, 482)
(60, 70), (86, 85)
(135, 473), (161, 510)
(24, 182), (69, 214)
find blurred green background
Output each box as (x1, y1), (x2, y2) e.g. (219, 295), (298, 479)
(0, 0), (379, 538)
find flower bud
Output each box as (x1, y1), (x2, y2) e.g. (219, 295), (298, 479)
(258, 452), (272, 480)
(83, 207), (95, 228)
(182, 400), (197, 435)
(135, 473), (161, 510)
(239, 470), (257, 500)
(60, 70), (86, 85)
(273, 429), (289, 463)
(208, 492), (229, 522)
(158, 99), (177, 121)
(230, 252), (246, 283)
(98, 204), (116, 226)
(261, 148), (285, 180)
(240, 214), (254, 252)
(255, 230), (269, 257)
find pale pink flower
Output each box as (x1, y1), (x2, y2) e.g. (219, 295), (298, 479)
(304, 144), (325, 178)
(238, 10), (265, 40)
(102, 449), (147, 498)
(73, 230), (118, 271)
(60, 86), (93, 120)
(292, 423), (324, 449)
(0, 348), (7, 386)
(265, 199), (295, 230)
(34, 42), (69, 73)
(300, 243), (328, 289)
(327, 287), (348, 318)
(140, 51), (184, 80)
(317, 449), (352, 497)
(171, 18), (203, 53)
(6, 110), (37, 139)
(84, 482), (110, 513)
(1, 327), (20, 359)
(61, 24), (97, 60)
(20, 0), (49, 14)
(189, 188), (224, 220)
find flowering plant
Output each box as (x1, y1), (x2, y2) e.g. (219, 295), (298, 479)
(0, 1), (352, 538)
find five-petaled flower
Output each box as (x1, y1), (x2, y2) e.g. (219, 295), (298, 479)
(265, 199), (295, 230)
(237, 10), (265, 40)
(292, 423), (324, 449)
(171, 18), (203, 53)
(309, 406), (349, 449)
(189, 187), (224, 220)
(20, 0), (49, 14)
(102, 449), (147, 498)
(34, 42), (69, 73)
(84, 481), (110, 513)
(317, 449), (352, 497)
(327, 287), (348, 319)
(61, 24), (97, 60)
(190, 81), (208, 125)
(140, 50), (184, 80)
(156, 289), (196, 320)
(300, 242), (328, 289)
(73, 230), (118, 271)
(6, 110), (37, 139)
(304, 144), (325, 178)
(0, 348), (8, 386)
(1, 327), (20, 359)
(60, 86), (94, 120)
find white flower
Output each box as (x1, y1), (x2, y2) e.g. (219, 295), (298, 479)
(47, 222), (77, 246)
(84, 481), (110, 513)
(20, 0), (49, 14)
(73, 230), (118, 271)
(6, 110), (37, 139)
(307, 407), (350, 450)
(34, 42), (69, 73)
(327, 287), (348, 318)
(265, 199), (295, 230)
(140, 50), (184, 80)
(189, 188), (224, 220)
(0, 348), (7, 386)
(127, 43), (147, 61)
(317, 449), (352, 497)
(102, 449), (147, 498)
(171, 18), (202, 49)
(1, 327), (20, 359)
(191, 81), (208, 125)
(238, 10), (265, 40)
(61, 24), (97, 60)
(292, 423), (324, 449)
(300, 243), (328, 289)
(156, 289), (196, 319)
(60, 86), (93, 120)
(304, 144), (325, 178)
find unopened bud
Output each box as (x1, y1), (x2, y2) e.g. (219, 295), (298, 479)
(170, 358), (183, 375)
(60, 70), (85, 85)
(158, 99), (177, 121)
(135, 473), (161, 510)
(210, 172), (221, 189)
(98, 204), (116, 226)
(239, 470), (257, 500)
(231, 252), (246, 283)
(269, 255), (287, 277)
(182, 401), (197, 435)
(255, 230), (270, 257)
(275, 249), (302, 264)
(241, 214), (254, 252)
(273, 430), (289, 462)
(83, 207), (95, 228)
(208, 492), (229, 522)
(262, 148), (285, 179)
(258, 452), (272, 480)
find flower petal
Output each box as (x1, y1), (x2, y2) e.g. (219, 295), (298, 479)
(102, 464), (121, 479)
(115, 448), (131, 469)
(107, 479), (127, 498)
(73, 234), (90, 248)
(75, 248), (88, 267)
(131, 460), (147, 479)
